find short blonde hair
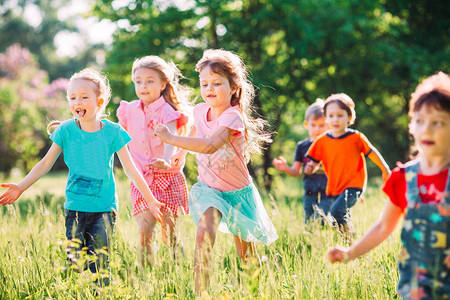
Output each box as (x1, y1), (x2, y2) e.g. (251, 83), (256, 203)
(305, 98), (325, 122)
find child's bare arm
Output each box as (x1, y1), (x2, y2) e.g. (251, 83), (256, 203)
(170, 127), (196, 167)
(272, 157), (303, 177)
(328, 201), (402, 263)
(149, 120), (178, 169)
(304, 161), (319, 175)
(0, 143), (62, 205)
(116, 145), (163, 222)
(367, 149), (391, 181)
(154, 124), (232, 154)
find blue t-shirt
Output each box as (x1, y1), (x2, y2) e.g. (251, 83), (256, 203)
(294, 138), (327, 194)
(50, 119), (131, 212)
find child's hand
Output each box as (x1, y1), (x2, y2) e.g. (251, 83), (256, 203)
(148, 158), (171, 170)
(0, 183), (22, 206)
(382, 170), (391, 182)
(272, 156), (289, 172)
(304, 161), (318, 175)
(148, 198), (163, 223)
(171, 150), (185, 167)
(153, 124), (172, 143)
(328, 246), (351, 263)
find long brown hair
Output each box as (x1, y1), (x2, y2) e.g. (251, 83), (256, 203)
(195, 49), (272, 160)
(47, 68), (111, 134)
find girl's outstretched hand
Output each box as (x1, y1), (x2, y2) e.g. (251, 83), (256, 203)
(272, 156), (288, 172)
(148, 198), (164, 223)
(0, 183), (22, 206)
(153, 124), (172, 143)
(328, 246), (351, 263)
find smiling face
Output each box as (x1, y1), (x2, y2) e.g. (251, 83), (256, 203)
(133, 67), (166, 105)
(199, 66), (236, 113)
(67, 79), (102, 122)
(325, 102), (350, 137)
(410, 104), (450, 159)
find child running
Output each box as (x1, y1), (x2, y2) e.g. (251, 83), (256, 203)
(328, 71), (450, 299)
(0, 68), (162, 286)
(304, 93), (390, 236)
(117, 56), (191, 265)
(272, 99), (333, 223)
(154, 49), (278, 296)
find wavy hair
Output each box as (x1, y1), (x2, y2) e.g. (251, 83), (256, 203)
(195, 49), (272, 160)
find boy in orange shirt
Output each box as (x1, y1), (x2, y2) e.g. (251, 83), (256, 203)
(305, 93), (390, 235)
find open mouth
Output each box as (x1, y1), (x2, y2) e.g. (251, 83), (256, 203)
(421, 140), (435, 146)
(76, 109), (86, 117)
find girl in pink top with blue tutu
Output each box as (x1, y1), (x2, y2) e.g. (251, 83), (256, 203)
(154, 49), (278, 296)
(117, 56), (191, 266)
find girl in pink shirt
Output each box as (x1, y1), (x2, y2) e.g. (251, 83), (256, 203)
(154, 49), (278, 296)
(116, 56), (191, 266)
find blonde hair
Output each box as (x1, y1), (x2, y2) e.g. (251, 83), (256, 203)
(323, 93), (356, 125)
(305, 98), (325, 121)
(409, 71), (450, 117)
(47, 68), (111, 134)
(132, 55), (192, 133)
(195, 49), (272, 160)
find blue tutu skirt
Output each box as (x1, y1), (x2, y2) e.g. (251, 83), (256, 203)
(189, 179), (278, 245)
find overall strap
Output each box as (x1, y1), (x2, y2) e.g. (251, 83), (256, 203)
(404, 160), (420, 206)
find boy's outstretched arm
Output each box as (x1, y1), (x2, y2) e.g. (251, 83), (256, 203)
(367, 148), (391, 181)
(116, 145), (163, 222)
(272, 157), (303, 177)
(0, 143), (62, 205)
(328, 201), (402, 263)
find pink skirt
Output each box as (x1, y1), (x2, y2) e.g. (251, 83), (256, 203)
(130, 172), (189, 216)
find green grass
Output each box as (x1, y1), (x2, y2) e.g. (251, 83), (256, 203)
(0, 170), (400, 299)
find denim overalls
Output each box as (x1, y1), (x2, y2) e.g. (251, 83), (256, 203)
(398, 161), (450, 299)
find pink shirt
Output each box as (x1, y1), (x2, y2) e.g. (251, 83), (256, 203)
(117, 96), (188, 184)
(194, 103), (251, 191)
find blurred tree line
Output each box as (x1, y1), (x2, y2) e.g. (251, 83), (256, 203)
(1, 0), (449, 190)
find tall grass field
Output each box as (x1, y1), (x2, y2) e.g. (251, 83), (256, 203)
(0, 170), (400, 299)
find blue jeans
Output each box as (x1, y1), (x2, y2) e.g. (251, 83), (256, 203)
(303, 192), (334, 223)
(328, 188), (362, 227)
(65, 210), (115, 285)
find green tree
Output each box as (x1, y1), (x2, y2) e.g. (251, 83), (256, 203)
(0, 44), (68, 174)
(92, 0), (449, 189)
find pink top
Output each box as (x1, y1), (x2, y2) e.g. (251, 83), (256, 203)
(117, 96), (188, 184)
(194, 102), (251, 191)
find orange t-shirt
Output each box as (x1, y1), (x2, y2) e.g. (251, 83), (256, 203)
(306, 129), (373, 196)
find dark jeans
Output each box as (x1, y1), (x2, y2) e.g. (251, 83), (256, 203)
(328, 188), (362, 227)
(65, 210), (115, 285)
(303, 192), (334, 223)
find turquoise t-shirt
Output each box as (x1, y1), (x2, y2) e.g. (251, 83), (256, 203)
(50, 119), (131, 212)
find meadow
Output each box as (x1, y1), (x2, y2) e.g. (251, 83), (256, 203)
(0, 170), (400, 299)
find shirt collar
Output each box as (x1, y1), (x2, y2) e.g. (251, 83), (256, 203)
(140, 95), (166, 112)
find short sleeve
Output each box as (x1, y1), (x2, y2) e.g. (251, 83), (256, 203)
(382, 166), (407, 211)
(116, 101), (128, 127)
(49, 122), (65, 148)
(112, 124), (132, 153)
(358, 132), (373, 156)
(294, 141), (308, 163)
(306, 137), (322, 163)
(160, 103), (189, 129)
(218, 107), (245, 135)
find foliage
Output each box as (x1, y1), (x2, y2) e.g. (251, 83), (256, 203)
(0, 170), (400, 299)
(91, 0), (449, 189)
(0, 44), (69, 174)
(0, 0), (105, 80)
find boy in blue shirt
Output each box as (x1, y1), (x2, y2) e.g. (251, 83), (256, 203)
(273, 99), (332, 222)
